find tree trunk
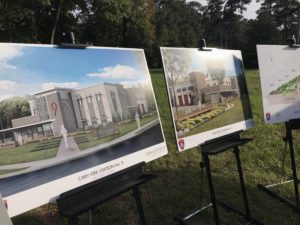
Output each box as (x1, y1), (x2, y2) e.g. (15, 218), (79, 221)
(297, 3), (300, 44)
(50, 0), (64, 44)
(31, 0), (39, 43)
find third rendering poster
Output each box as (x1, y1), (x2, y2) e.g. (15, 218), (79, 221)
(161, 48), (253, 151)
(257, 45), (300, 124)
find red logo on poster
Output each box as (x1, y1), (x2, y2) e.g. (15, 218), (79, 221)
(266, 112), (271, 120)
(178, 139), (185, 150)
(51, 102), (57, 116)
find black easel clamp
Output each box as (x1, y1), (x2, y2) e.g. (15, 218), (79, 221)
(287, 35), (300, 48)
(258, 119), (300, 213)
(198, 39), (212, 51)
(57, 32), (90, 49)
(57, 162), (155, 225)
(201, 132), (266, 225)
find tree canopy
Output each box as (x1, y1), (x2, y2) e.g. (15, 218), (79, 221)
(0, 97), (30, 129)
(0, 0), (299, 68)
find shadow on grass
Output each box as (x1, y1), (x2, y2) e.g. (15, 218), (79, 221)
(11, 162), (300, 225)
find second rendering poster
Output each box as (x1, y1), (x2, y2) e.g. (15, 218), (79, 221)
(161, 47), (253, 151)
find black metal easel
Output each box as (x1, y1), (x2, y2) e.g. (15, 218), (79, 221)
(258, 119), (300, 212)
(176, 132), (266, 225)
(175, 40), (265, 225)
(201, 132), (265, 225)
(57, 162), (155, 225)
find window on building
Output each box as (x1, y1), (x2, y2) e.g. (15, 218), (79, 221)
(82, 120), (87, 127)
(43, 124), (53, 136)
(110, 91), (118, 114)
(177, 88), (181, 93)
(182, 87), (187, 92)
(35, 96), (50, 120)
(100, 115), (107, 122)
(91, 117), (98, 125)
(86, 96), (92, 104)
(78, 98), (83, 105)
(27, 128), (33, 138)
(188, 86), (193, 91)
(37, 127), (43, 136)
(95, 93), (102, 102)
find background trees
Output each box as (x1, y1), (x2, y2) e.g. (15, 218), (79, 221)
(0, 97), (30, 129)
(0, 0), (299, 68)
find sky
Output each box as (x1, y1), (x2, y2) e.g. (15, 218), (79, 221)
(187, 0), (261, 20)
(243, 1), (261, 19)
(0, 44), (151, 101)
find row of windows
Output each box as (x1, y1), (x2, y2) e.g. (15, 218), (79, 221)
(78, 93), (103, 105)
(136, 96), (144, 101)
(176, 86), (193, 93)
(81, 115), (108, 126)
(176, 80), (234, 92)
(25, 124), (53, 138)
(34, 96), (50, 120)
(206, 81), (231, 87)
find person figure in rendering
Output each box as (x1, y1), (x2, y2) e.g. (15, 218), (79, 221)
(60, 124), (68, 149)
(135, 111), (141, 129)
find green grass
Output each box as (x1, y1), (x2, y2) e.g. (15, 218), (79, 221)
(76, 115), (158, 150)
(0, 141), (59, 165)
(12, 69), (300, 225)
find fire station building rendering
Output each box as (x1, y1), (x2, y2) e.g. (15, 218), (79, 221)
(0, 82), (151, 146)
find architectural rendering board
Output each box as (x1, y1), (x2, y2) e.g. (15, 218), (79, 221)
(0, 43), (167, 216)
(161, 47), (253, 151)
(257, 45), (300, 124)
(0, 195), (12, 225)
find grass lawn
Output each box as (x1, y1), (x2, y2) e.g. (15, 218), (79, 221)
(12, 69), (300, 225)
(76, 115), (158, 150)
(0, 141), (59, 165)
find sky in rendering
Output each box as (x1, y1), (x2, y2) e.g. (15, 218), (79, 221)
(161, 48), (243, 81)
(0, 44), (151, 101)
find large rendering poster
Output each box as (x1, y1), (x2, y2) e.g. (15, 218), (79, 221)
(257, 45), (300, 124)
(0, 196), (12, 225)
(0, 43), (167, 217)
(161, 47), (253, 151)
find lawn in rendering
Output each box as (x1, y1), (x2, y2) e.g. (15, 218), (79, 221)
(161, 47), (253, 151)
(0, 43), (167, 217)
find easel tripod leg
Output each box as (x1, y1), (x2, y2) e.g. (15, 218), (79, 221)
(286, 127), (300, 206)
(233, 146), (251, 220)
(133, 187), (147, 225)
(202, 153), (220, 225)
